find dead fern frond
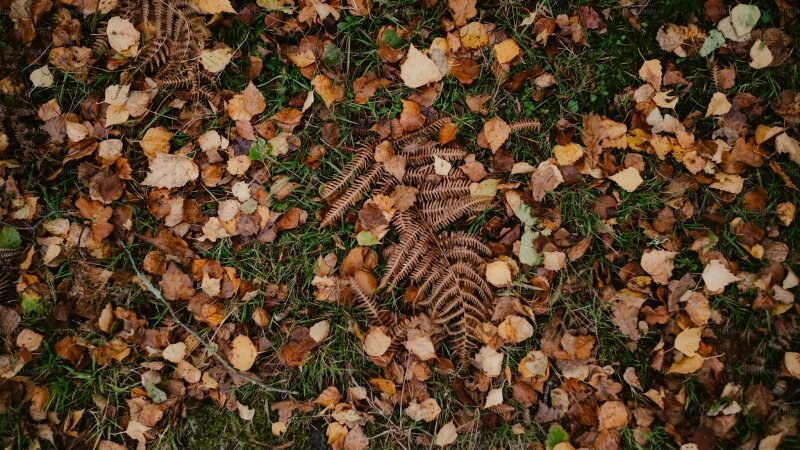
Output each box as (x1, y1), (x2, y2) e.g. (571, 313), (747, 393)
(321, 116), (497, 368)
(392, 117), (452, 148)
(94, 0), (210, 102)
(509, 119), (541, 134)
(321, 145), (374, 199)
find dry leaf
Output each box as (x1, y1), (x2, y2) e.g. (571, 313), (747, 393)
(702, 259), (739, 293)
(16, 329), (43, 352)
(364, 327), (392, 356)
(609, 167), (644, 192)
(162, 342), (186, 363)
(194, 0), (235, 14)
(674, 327), (702, 356)
(435, 422), (458, 447)
(230, 335), (257, 371)
(486, 260), (513, 287)
(404, 328), (436, 361)
(640, 250), (676, 285)
(107, 17), (139, 53)
(227, 82), (266, 121)
(498, 315), (534, 344)
(30, 66), (54, 88)
(483, 116), (511, 153)
(598, 401), (629, 430)
(142, 153), (199, 189)
(405, 398), (441, 422)
(706, 92), (732, 117)
(476, 346), (503, 377)
(200, 46), (233, 73)
(749, 40), (773, 69)
(309, 320), (331, 343)
(493, 39), (521, 64)
(639, 59), (662, 90)
(400, 45), (443, 89)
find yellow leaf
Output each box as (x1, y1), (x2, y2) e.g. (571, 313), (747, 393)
(460, 22), (489, 49)
(230, 335), (257, 372)
(609, 167), (644, 192)
(705, 92), (732, 117)
(675, 327), (703, 357)
(493, 39), (520, 64)
(400, 45), (443, 89)
(668, 354), (704, 374)
(200, 46), (233, 73)
(193, 0), (235, 14)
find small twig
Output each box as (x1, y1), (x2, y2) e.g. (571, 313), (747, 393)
(118, 239), (297, 396)
(0, 209), (76, 232)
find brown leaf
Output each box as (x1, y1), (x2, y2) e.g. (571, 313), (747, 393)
(159, 263), (195, 301)
(581, 114), (627, 167)
(483, 116), (511, 153)
(279, 326), (318, 367)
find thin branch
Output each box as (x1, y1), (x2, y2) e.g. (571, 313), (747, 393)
(118, 239), (297, 396)
(0, 209), (76, 232)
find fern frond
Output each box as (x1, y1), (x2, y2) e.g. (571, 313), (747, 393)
(509, 119), (541, 134)
(321, 164), (387, 227)
(419, 197), (491, 230)
(402, 146), (467, 166)
(392, 117), (452, 148)
(321, 145), (373, 199)
(416, 180), (472, 202)
(344, 278), (385, 326)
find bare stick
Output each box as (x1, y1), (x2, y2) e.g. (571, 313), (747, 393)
(118, 240), (297, 396)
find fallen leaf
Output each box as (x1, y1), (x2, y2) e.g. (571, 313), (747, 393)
(498, 315), (534, 344)
(230, 335), (257, 371)
(639, 60), (662, 90)
(493, 39), (520, 64)
(227, 82), (266, 121)
(749, 39), (773, 69)
(483, 116), (511, 153)
(364, 327), (392, 357)
(598, 401), (629, 430)
(142, 153), (199, 189)
(107, 17), (139, 53)
(674, 327), (702, 356)
(640, 250), (676, 285)
(400, 45), (443, 89)
(200, 46), (233, 73)
(30, 66), (54, 88)
(404, 328), (436, 361)
(702, 259), (740, 293)
(435, 422), (458, 447)
(405, 398), (441, 422)
(609, 167), (644, 192)
(162, 342), (186, 363)
(706, 92), (732, 116)
(475, 346), (503, 377)
(486, 260), (513, 287)
(194, 0), (235, 14)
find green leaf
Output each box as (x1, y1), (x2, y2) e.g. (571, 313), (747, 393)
(382, 30), (404, 49)
(356, 230), (380, 246)
(699, 30), (725, 57)
(545, 424), (570, 450)
(248, 137), (271, 161)
(21, 291), (42, 314)
(322, 44), (343, 67)
(0, 226), (21, 249)
(519, 226), (542, 266)
(511, 202), (537, 228)
(730, 4), (760, 36)
(143, 379), (168, 404)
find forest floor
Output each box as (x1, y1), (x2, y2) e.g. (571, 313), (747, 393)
(1, 0), (800, 449)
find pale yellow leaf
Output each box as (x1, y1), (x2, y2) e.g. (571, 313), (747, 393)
(400, 45), (443, 89)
